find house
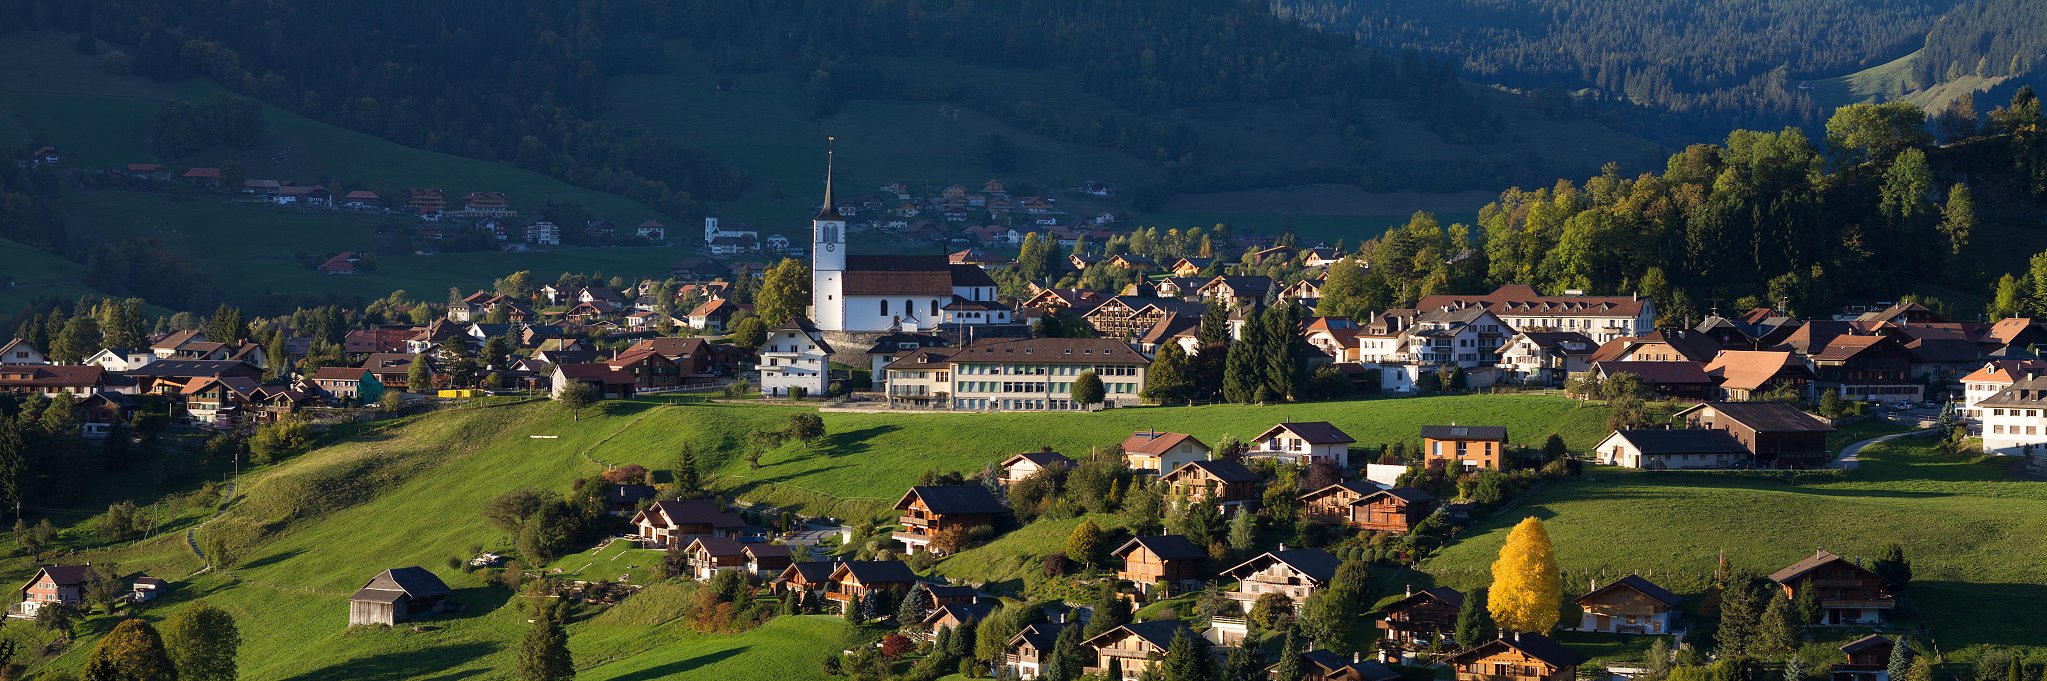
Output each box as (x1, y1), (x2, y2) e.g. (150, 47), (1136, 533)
(309, 367), (383, 403)
(1807, 333), (1920, 403)
(1220, 547), (1341, 611)
(461, 191), (511, 215)
(1674, 402), (1834, 468)
(277, 184), (332, 206)
(1085, 620), (1197, 681)
(125, 163), (168, 181)
(1248, 422), (1355, 468)
(524, 219), (562, 245)
(1006, 622), (1071, 680)
(83, 348), (154, 371)
(1159, 459), (1262, 512)
(1000, 450), (1074, 485)
(14, 565), (91, 617)
(1769, 550), (1895, 625)
(892, 485), (1005, 555)
(684, 536), (749, 581)
(1591, 360), (1716, 400)
(621, 337), (717, 382)
(1961, 360), (2047, 422)
(1281, 278), (1324, 305)
(1974, 375), (2047, 455)
(1300, 484), (1434, 533)
(634, 219), (667, 241)
(348, 567), (452, 626)
(823, 560), (919, 613)
(889, 337), (1151, 411)
(759, 317), (833, 398)
(602, 484), (657, 514)
(1169, 257), (1215, 277)
(773, 560), (840, 598)
(1280, 650), (1403, 681)
(130, 576), (166, 603)
(629, 499), (744, 547)
(1445, 633), (1588, 681)
(922, 602), (998, 637)
(1563, 574), (1683, 635)
(1496, 332), (1598, 386)
(1120, 431), (1208, 474)
(551, 363), (637, 400)
(744, 544), (793, 578)
(178, 376), (261, 424)
(1377, 586), (1462, 649)
(604, 349), (681, 390)
(1421, 424), (1510, 472)
(1198, 275), (1275, 309)
(865, 333), (950, 394)
(1416, 284), (1654, 343)
(181, 167), (222, 188)
(342, 190), (382, 209)
(0, 365), (106, 397)
(1705, 350), (1814, 400)
(1588, 330), (1723, 364)
(406, 188), (446, 215)
(1112, 535), (1207, 595)
(0, 339), (46, 365)
(1592, 429), (1751, 469)
(686, 298), (746, 332)
(1830, 635), (1896, 681)
(77, 393), (137, 439)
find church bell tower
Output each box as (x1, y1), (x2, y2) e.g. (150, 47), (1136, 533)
(811, 137), (847, 331)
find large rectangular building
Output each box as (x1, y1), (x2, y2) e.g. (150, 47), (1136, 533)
(883, 337), (1149, 411)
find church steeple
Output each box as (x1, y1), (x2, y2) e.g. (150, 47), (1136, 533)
(815, 136), (843, 221)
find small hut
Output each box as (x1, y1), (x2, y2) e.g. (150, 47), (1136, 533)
(349, 567), (452, 626)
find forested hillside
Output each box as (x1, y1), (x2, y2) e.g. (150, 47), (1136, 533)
(1272, 0), (2047, 133)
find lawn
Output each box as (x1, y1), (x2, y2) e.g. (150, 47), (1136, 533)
(0, 235), (100, 316)
(546, 540), (672, 587)
(1419, 439), (2047, 659)
(577, 614), (861, 681)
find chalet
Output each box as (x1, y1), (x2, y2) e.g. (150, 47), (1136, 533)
(1112, 535), (1207, 595)
(1198, 275), (1275, 309)
(773, 560), (840, 598)
(605, 349), (681, 390)
(1591, 360), (1716, 400)
(1000, 450), (1074, 485)
(0, 365), (104, 397)
(461, 191), (511, 214)
(358, 353), (428, 391)
(1831, 635), (1895, 681)
(1300, 483), (1434, 533)
(130, 576), (165, 602)
(686, 298), (746, 332)
(823, 560), (918, 613)
(125, 163), (168, 181)
(1495, 332), (1598, 386)
(180, 376), (261, 424)
(602, 484), (657, 514)
(892, 485), (1005, 555)
(277, 184), (331, 206)
(348, 567), (452, 626)
(1169, 257), (1214, 277)
(1248, 422), (1355, 468)
(342, 190), (382, 209)
(1593, 429), (1750, 469)
(1705, 350), (1814, 401)
(635, 219), (667, 241)
(84, 348), (155, 371)
(1159, 459), (1262, 512)
(621, 337), (716, 382)
(123, 360), (262, 396)
(1445, 632), (1588, 681)
(1421, 424), (1510, 472)
(1675, 402), (1834, 468)
(925, 583), (979, 608)
(0, 339), (46, 364)
(14, 565), (91, 617)
(743, 544), (792, 577)
(1416, 284), (1653, 344)
(684, 536), (749, 581)
(1377, 586), (1462, 649)
(552, 363), (637, 400)
(629, 499), (744, 547)
(1006, 622), (1071, 680)
(1222, 547), (1340, 611)
(1121, 431), (1208, 474)
(759, 317), (832, 398)
(1808, 333), (1920, 403)
(1572, 575), (1681, 634)
(1281, 278), (1323, 305)
(1085, 620), (1196, 681)
(1022, 288), (1106, 315)
(1589, 330), (1722, 364)
(922, 602), (997, 637)
(1280, 650), (1403, 681)
(406, 188), (446, 215)
(78, 393), (137, 439)
(181, 167), (221, 188)
(1769, 550), (1895, 625)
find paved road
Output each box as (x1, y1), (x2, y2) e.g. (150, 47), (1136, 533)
(1831, 429), (1939, 469)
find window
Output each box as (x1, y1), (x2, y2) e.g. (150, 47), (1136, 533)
(880, 300), (889, 316)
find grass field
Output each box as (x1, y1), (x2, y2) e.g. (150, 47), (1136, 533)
(1420, 439), (2047, 659)
(0, 235), (98, 313)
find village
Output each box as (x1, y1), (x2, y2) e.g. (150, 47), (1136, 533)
(0, 153), (2035, 681)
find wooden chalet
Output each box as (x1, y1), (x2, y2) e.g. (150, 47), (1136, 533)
(925, 583), (979, 608)
(1299, 482), (1435, 533)
(892, 485), (1005, 555)
(1830, 635), (1895, 681)
(629, 499), (744, 547)
(1084, 620), (1195, 681)
(1377, 586), (1463, 650)
(348, 567), (452, 626)
(1158, 459), (1262, 512)
(921, 601), (997, 637)
(1769, 550), (1895, 625)
(1249, 421), (1356, 467)
(823, 560), (918, 613)
(1220, 547), (1340, 611)
(1277, 650), (1403, 681)
(1000, 449), (1074, 486)
(1111, 535), (1207, 595)
(1005, 622), (1071, 680)
(773, 560), (840, 597)
(684, 536), (748, 581)
(1446, 633), (1588, 681)
(1421, 424), (1510, 472)
(1675, 401), (1834, 468)
(743, 544), (793, 577)
(1571, 575), (1681, 634)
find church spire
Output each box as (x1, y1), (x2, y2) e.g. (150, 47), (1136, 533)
(815, 136), (842, 221)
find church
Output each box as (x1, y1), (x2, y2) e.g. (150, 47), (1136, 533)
(809, 142), (1001, 334)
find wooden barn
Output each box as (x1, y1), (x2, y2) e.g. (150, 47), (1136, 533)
(348, 567), (452, 626)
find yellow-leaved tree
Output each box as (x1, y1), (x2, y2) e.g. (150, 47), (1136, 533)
(1488, 516), (1561, 633)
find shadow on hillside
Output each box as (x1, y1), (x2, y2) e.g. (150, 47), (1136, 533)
(1910, 580), (2047, 646)
(446, 585), (514, 618)
(237, 547), (306, 571)
(286, 641), (496, 680)
(606, 646), (750, 680)
(821, 425), (900, 457)
(1567, 481), (1950, 501)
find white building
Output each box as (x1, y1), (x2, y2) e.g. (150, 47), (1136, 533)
(83, 348), (155, 372)
(1415, 284), (1654, 344)
(1978, 375), (2047, 456)
(1960, 360), (2046, 422)
(1591, 429), (1752, 470)
(759, 317), (833, 397)
(808, 144), (1007, 333)
(1246, 422), (1355, 468)
(881, 337), (1150, 411)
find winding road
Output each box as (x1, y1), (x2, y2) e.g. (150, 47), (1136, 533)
(1830, 428), (1939, 469)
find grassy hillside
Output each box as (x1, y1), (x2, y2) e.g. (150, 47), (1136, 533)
(1421, 439), (2047, 658)
(0, 32), (690, 310)
(0, 235), (96, 313)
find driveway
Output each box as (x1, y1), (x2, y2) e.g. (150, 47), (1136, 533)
(1831, 429), (1939, 469)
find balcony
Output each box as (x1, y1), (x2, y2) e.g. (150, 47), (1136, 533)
(889, 386), (933, 397)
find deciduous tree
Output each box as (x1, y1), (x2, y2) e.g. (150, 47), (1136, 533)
(161, 602), (240, 681)
(1487, 517), (1561, 633)
(83, 618), (176, 681)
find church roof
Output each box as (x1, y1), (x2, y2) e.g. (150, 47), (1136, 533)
(842, 256), (956, 295)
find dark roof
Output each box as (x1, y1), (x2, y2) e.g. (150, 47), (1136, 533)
(1420, 425), (1508, 441)
(1013, 622), (1069, 651)
(352, 566), (452, 603)
(1840, 634), (1894, 655)
(898, 485), (1005, 515)
(25, 565), (93, 589)
(1450, 633), (1588, 668)
(743, 543), (792, 559)
(1087, 620), (1191, 650)
(1002, 451), (1074, 468)
(121, 359), (258, 377)
(647, 499), (745, 529)
(1604, 429), (1749, 456)
(839, 560), (918, 584)
(1164, 459), (1261, 484)
(1112, 535), (1207, 561)
(1223, 548), (1341, 583)
(923, 602), (998, 625)
(689, 536), (747, 556)
(778, 560), (840, 584)
(925, 583), (977, 598)
(1365, 487), (1436, 505)
(1299, 480), (1384, 501)
(1294, 651), (1401, 681)
(1574, 574), (1682, 607)
(605, 484), (658, 505)
(945, 337), (1148, 365)
(1259, 422), (1356, 444)
(1679, 402), (1834, 433)
(951, 264), (998, 288)
(1384, 586), (1464, 612)
(1594, 360), (1714, 384)
(1769, 550), (1876, 585)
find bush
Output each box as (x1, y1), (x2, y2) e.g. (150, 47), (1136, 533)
(249, 417), (313, 464)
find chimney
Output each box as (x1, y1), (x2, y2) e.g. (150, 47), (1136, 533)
(1405, 584), (1413, 598)
(1278, 543), (1287, 552)
(1354, 652), (1362, 664)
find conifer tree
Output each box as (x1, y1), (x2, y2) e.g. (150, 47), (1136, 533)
(1223, 312), (1265, 403)
(1887, 636), (1915, 681)
(516, 601), (574, 681)
(1455, 587), (1491, 648)
(1487, 517), (1561, 633)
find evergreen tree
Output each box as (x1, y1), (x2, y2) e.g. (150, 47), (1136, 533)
(1084, 583), (1132, 638)
(897, 583), (931, 625)
(1066, 519), (1105, 567)
(1715, 575), (1762, 659)
(1270, 629), (1303, 681)
(1223, 312), (1265, 404)
(516, 601), (574, 681)
(1756, 590), (1800, 657)
(1455, 587), (1491, 648)
(1194, 302), (1232, 398)
(1487, 517), (1561, 633)
(1872, 544), (1912, 588)
(1226, 510), (1255, 553)
(203, 304), (246, 345)
(1792, 582), (1821, 627)
(1642, 637), (1673, 681)
(161, 602), (240, 681)
(1886, 636), (1915, 681)
(673, 445), (704, 498)
(1045, 622), (1085, 681)
(1157, 627), (1213, 681)
(1142, 342), (1196, 404)
(1260, 303), (1306, 401)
